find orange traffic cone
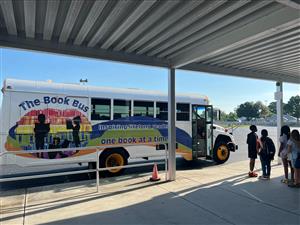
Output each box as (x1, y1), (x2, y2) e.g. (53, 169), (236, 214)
(149, 163), (160, 182)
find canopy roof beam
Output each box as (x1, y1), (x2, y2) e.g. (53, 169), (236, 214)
(201, 25), (300, 64)
(156, 0), (273, 59)
(101, 0), (157, 50)
(58, 0), (84, 43)
(214, 45), (300, 68)
(43, 0), (59, 41)
(205, 34), (300, 66)
(24, 0), (36, 38)
(0, 0), (17, 35)
(87, 0), (134, 48)
(73, 0), (108, 46)
(181, 63), (300, 84)
(128, 0), (205, 54)
(171, 7), (300, 68)
(0, 34), (170, 68)
(276, 0), (300, 9)
(113, 0), (180, 51)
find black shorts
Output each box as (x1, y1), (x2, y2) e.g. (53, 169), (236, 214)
(248, 150), (257, 159)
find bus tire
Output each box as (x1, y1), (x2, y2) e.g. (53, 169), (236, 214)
(213, 143), (230, 164)
(99, 148), (129, 177)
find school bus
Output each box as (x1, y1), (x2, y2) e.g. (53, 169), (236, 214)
(0, 79), (237, 176)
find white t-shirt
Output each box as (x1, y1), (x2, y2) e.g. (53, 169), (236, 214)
(279, 134), (288, 159)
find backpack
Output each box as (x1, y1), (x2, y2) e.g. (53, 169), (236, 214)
(261, 138), (275, 160)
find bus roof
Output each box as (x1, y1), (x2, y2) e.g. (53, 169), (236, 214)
(3, 78), (209, 104)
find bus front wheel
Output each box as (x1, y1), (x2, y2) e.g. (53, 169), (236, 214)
(100, 148), (129, 177)
(213, 143), (230, 164)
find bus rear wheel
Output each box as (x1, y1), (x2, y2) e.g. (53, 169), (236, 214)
(213, 143), (230, 164)
(100, 148), (128, 177)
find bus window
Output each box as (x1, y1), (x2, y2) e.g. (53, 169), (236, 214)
(91, 98), (111, 120)
(134, 101), (154, 117)
(156, 102), (168, 120)
(113, 100), (131, 119)
(177, 103), (190, 121)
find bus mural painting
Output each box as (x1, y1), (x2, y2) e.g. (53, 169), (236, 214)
(7, 108), (92, 159)
(1, 79), (238, 176)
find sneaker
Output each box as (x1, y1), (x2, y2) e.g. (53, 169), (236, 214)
(288, 179), (295, 184)
(248, 172), (257, 177)
(281, 179), (288, 184)
(288, 183), (297, 187)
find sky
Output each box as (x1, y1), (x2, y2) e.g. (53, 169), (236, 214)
(0, 48), (299, 113)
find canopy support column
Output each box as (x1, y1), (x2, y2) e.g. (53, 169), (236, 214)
(275, 81), (283, 164)
(167, 68), (176, 181)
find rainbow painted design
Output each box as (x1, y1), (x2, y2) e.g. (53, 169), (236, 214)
(6, 109), (193, 160)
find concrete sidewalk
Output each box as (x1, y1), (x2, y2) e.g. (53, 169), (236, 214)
(1, 160), (299, 225)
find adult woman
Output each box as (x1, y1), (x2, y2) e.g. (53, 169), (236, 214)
(287, 130), (300, 188)
(278, 125), (293, 184)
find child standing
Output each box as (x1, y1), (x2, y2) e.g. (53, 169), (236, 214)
(278, 125), (294, 184)
(247, 125), (259, 177)
(258, 129), (276, 180)
(287, 130), (300, 188)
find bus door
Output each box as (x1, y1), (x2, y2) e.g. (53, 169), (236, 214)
(192, 105), (213, 159)
(205, 105), (213, 157)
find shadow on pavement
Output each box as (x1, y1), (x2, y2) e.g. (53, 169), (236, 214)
(37, 176), (300, 225)
(2, 170), (299, 225)
(0, 158), (215, 192)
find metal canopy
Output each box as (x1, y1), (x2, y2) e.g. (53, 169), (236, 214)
(0, 0), (299, 83)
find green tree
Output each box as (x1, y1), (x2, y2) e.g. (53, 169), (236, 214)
(220, 111), (227, 121)
(283, 104), (288, 115)
(269, 101), (288, 115)
(285, 95), (300, 121)
(220, 111), (238, 121)
(255, 101), (269, 118)
(268, 102), (276, 114)
(236, 101), (269, 120)
(227, 112), (238, 121)
(236, 102), (259, 120)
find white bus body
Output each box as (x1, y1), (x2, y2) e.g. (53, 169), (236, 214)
(0, 79), (237, 175)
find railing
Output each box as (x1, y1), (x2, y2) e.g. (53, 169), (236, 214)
(0, 143), (169, 192)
